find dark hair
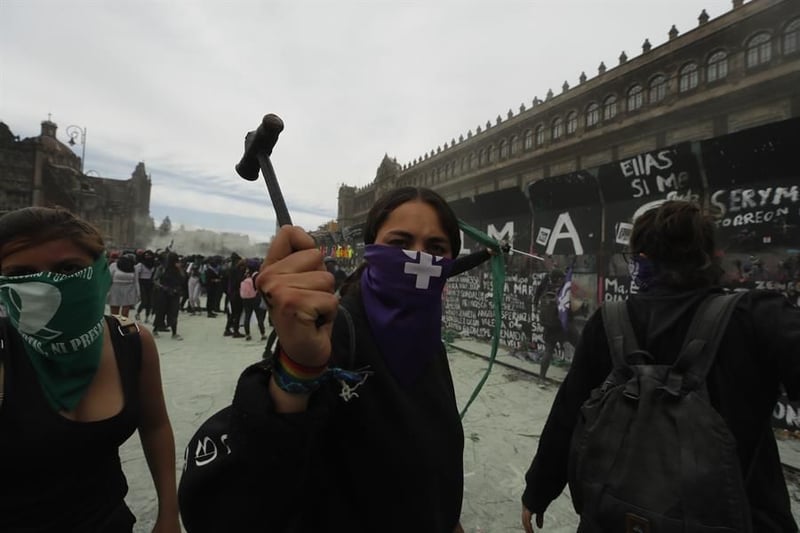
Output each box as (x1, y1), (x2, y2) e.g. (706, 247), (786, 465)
(363, 187), (461, 254)
(0, 206), (105, 264)
(629, 200), (722, 289)
(340, 187), (461, 296)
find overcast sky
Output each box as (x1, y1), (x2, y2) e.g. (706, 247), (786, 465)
(1, 0), (735, 243)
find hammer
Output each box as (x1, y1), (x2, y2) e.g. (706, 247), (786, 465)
(235, 114), (292, 226)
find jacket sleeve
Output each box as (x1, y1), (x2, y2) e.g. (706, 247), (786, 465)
(450, 249), (492, 277)
(521, 309), (611, 514)
(178, 361), (335, 532)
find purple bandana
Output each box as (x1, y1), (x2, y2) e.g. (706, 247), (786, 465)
(360, 245), (453, 387)
(628, 255), (657, 292)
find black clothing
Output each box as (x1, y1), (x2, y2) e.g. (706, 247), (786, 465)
(0, 316), (141, 532)
(155, 266), (184, 334)
(204, 264), (223, 314)
(450, 249), (492, 277)
(179, 289), (465, 532)
(137, 278), (154, 318)
(522, 287), (800, 532)
(241, 297), (266, 337)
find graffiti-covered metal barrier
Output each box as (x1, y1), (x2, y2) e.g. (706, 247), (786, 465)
(442, 118), (800, 425)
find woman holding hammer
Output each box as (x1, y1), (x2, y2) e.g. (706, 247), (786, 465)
(179, 187), (466, 532)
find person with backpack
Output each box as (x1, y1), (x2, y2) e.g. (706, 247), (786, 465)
(239, 258), (267, 341)
(521, 200), (800, 533)
(0, 207), (180, 532)
(533, 267), (580, 386)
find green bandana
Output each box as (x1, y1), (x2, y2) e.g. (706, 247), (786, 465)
(0, 254), (112, 411)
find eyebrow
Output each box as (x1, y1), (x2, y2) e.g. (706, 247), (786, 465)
(2, 257), (91, 275)
(383, 230), (449, 244)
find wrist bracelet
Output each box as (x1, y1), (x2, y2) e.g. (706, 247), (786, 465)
(272, 347), (329, 394)
(271, 344), (374, 395)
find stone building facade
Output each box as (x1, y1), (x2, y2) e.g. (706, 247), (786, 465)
(0, 119), (153, 249)
(337, 0), (800, 233)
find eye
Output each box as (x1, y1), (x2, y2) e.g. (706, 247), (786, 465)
(426, 244), (447, 256)
(2, 267), (36, 277)
(56, 263), (88, 275)
(387, 238), (408, 248)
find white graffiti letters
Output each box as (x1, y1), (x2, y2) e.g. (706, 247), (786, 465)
(544, 212), (584, 256)
(193, 433), (231, 467)
(711, 186), (799, 217)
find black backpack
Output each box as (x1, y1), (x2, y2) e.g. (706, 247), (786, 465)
(567, 292), (752, 533)
(538, 288), (561, 328)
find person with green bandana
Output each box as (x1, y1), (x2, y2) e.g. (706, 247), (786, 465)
(0, 206), (181, 533)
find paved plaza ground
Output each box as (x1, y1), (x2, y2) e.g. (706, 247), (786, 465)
(120, 310), (800, 532)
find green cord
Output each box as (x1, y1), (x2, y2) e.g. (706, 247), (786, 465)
(455, 219), (506, 419)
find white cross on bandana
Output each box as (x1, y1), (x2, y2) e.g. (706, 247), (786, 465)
(402, 250), (443, 289)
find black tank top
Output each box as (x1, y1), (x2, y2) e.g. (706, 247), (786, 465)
(0, 316), (141, 532)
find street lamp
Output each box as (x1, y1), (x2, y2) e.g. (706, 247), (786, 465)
(66, 125), (87, 174)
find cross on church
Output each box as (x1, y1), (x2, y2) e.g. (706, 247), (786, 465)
(403, 251), (442, 289)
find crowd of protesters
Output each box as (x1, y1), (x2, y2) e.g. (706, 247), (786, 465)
(105, 247), (287, 342)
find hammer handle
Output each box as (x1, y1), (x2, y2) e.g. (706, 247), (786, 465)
(257, 152), (292, 227)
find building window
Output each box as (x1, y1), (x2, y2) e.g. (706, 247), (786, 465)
(566, 111), (577, 135)
(746, 32), (772, 68)
(706, 50), (728, 82)
(586, 103), (600, 127)
(679, 63), (699, 92)
(479, 149), (486, 166)
(488, 144), (496, 163)
(535, 125), (545, 147)
(649, 75), (667, 103)
(784, 19), (800, 54)
(510, 135), (519, 155)
(627, 85), (643, 112)
(499, 139), (509, 158)
(603, 95), (617, 120)
(470, 153), (477, 169)
(551, 117), (563, 140)
(524, 129), (533, 150)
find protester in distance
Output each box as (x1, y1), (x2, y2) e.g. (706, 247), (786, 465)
(202, 256), (222, 317)
(323, 256), (348, 293)
(0, 206), (180, 532)
(532, 267), (581, 386)
(178, 187), (466, 533)
(135, 249), (156, 323)
(239, 258), (267, 341)
(521, 200), (800, 532)
(108, 251), (139, 318)
(152, 251), (186, 340)
(186, 259), (203, 316)
(222, 253), (245, 338)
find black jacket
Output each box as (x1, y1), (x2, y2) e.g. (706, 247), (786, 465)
(178, 288), (464, 532)
(522, 287), (800, 532)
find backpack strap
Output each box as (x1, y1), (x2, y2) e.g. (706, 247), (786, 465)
(104, 315), (143, 399)
(668, 292), (745, 395)
(601, 300), (640, 370)
(336, 303), (357, 369)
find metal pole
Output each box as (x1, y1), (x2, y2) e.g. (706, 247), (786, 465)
(80, 128), (86, 174)
(66, 125), (87, 174)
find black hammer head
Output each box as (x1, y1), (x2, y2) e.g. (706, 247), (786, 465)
(236, 114), (285, 181)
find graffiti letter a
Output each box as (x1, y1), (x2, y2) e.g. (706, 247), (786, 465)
(545, 212), (584, 255)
